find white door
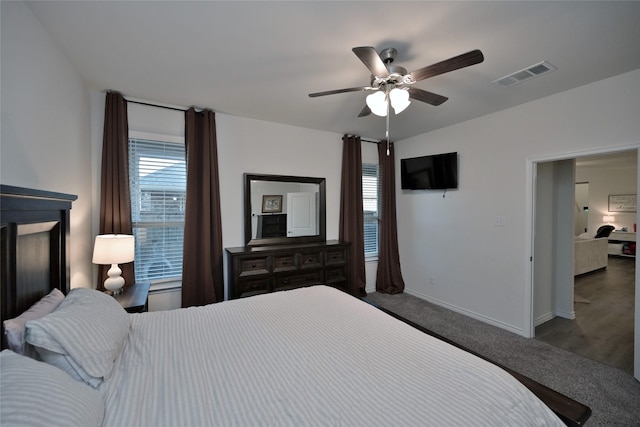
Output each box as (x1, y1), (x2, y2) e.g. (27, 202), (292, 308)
(286, 192), (317, 237)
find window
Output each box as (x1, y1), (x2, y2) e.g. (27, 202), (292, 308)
(362, 163), (380, 258)
(129, 138), (186, 286)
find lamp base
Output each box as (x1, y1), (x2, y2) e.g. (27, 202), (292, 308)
(103, 288), (125, 296)
(103, 263), (125, 296)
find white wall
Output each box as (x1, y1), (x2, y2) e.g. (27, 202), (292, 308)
(216, 114), (344, 248)
(533, 162), (556, 324)
(395, 69), (640, 334)
(576, 158), (637, 233)
(1, 1), (93, 289)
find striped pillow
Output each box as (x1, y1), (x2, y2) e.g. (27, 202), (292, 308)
(0, 350), (104, 427)
(25, 287), (130, 387)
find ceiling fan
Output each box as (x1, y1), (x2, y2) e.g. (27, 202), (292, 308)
(309, 46), (485, 118)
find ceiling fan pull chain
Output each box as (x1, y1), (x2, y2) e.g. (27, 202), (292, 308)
(385, 90), (391, 156)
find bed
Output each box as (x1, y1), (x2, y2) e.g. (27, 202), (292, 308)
(1, 185), (591, 426)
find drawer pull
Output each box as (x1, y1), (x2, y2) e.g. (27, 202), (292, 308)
(251, 263), (256, 268)
(307, 257), (313, 263)
(283, 260), (288, 264)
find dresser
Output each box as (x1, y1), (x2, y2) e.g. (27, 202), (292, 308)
(226, 240), (350, 299)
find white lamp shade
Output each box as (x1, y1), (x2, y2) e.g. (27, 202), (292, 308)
(603, 215), (615, 223)
(389, 88), (411, 114)
(366, 91), (388, 116)
(92, 234), (135, 265)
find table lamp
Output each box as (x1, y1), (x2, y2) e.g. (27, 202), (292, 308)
(92, 234), (134, 295)
(603, 215), (615, 224)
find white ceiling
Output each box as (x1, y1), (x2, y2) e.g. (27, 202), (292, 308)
(26, 1), (640, 142)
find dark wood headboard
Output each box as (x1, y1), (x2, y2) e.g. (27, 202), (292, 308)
(1, 185), (76, 336)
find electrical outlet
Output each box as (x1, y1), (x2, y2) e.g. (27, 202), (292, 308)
(494, 216), (506, 227)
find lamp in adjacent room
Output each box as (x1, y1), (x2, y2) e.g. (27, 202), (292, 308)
(603, 215), (615, 224)
(92, 234), (134, 295)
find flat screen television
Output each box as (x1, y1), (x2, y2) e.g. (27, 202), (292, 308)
(400, 152), (458, 190)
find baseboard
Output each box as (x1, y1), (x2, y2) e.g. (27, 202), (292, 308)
(535, 312), (555, 326)
(556, 309), (576, 320)
(403, 288), (525, 336)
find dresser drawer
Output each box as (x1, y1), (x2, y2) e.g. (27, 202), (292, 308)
(273, 270), (322, 291)
(272, 254), (296, 272)
(238, 256), (269, 276)
(236, 276), (270, 298)
(325, 248), (347, 265)
(299, 250), (322, 269)
(326, 266), (347, 283)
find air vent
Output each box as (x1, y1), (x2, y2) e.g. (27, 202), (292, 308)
(492, 61), (557, 87)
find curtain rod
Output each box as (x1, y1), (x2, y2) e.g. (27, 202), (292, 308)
(124, 99), (382, 141)
(126, 98), (188, 112)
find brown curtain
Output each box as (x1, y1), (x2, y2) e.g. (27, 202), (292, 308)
(181, 108), (223, 307)
(97, 91), (135, 290)
(339, 135), (367, 297)
(376, 141), (405, 294)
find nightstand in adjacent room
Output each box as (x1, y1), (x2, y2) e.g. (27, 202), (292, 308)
(113, 282), (151, 313)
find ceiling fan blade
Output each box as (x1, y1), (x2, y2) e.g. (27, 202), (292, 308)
(352, 46), (389, 78)
(409, 50), (484, 82)
(308, 86), (368, 97)
(357, 105), (371, 117)
(407, 88), (448, 106)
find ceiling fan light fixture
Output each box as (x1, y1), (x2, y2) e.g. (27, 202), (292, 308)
(389, 88), (411, 114)
(366, 91), (388, 116)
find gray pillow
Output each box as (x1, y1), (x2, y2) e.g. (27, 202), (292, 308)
(25, 287), (130, 387)
(0, 350), (104, 427)
(3, 288), (65, 355)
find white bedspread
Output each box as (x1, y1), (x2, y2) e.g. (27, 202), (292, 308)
(101, 286), (563, 426)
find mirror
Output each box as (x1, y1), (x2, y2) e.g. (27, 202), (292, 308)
(244, 173), (326, 246)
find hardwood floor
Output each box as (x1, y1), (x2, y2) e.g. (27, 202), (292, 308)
(535, 256), (635, 374)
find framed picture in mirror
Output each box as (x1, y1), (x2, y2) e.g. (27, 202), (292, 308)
(262, 195), (283, 213)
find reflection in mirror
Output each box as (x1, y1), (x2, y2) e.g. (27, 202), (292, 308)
(244, 174), (326, 246)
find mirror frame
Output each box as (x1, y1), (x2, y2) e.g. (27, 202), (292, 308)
(244, 173), (326, 246)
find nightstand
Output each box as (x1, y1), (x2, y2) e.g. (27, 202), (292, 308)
(113, 282), (150, 313)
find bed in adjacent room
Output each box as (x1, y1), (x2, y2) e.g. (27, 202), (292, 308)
(0, 185), (591, 426)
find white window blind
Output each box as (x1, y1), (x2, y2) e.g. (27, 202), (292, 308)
(362, 163), (380, 257)
(129, 138), (186, 285)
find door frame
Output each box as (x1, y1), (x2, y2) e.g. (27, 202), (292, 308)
(525, 144), (640, 380)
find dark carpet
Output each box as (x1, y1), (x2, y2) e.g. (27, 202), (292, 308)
(365, 291), (640, 426)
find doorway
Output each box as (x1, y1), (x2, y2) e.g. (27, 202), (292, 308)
(529, 148), (639, 380)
